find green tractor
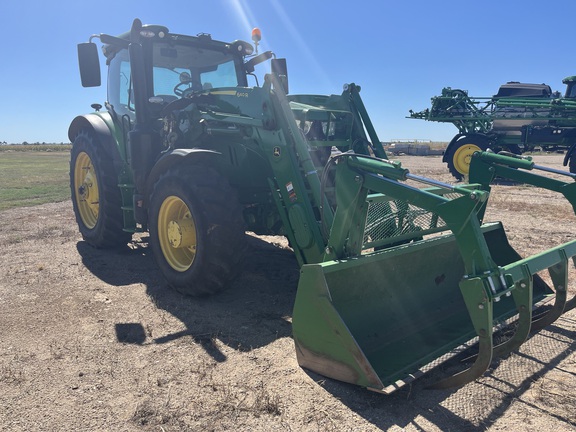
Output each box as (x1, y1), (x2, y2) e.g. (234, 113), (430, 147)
(70, 19), (576, 393)
(409, 78), (576, 180)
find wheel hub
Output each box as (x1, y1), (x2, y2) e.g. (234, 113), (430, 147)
(74, 151), (100, 229)
(81, 171), (99, 213)
(157, 195), (198, 272)
(453, 144), (482, 175)
(167, 218), (196, 249)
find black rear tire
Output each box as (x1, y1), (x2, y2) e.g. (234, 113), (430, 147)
(148, 164), (247, 296)
(505, 144), (522, 155)
(70, 130), (131, 248)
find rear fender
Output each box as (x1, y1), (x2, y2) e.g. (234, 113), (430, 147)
(68, 114), (124, 172)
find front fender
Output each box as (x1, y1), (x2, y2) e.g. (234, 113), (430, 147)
(145, 148), (221, 198)
(68, 113), (124, 171)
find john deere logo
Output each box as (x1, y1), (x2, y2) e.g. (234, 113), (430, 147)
(273, 147), (281, 158)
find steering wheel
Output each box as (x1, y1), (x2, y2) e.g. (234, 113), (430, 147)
(174, 80), (198, 97)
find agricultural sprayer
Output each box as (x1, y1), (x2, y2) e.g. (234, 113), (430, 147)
(70, 19), (576, 393)
(410, 78), (576, 180)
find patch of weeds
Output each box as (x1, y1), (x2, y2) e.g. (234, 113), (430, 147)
(131, 399), (185, 428)
(0, 362), (25, 384)
(132, 400), (158, 426)
(49, 338), (82, 360)
(190, 358), (217, 383)
(194, 379), (283, 420)
(185, 359), (284, 426)
(156, 376), (171, 387)
(37, 226), (61, 238)
(49, 342), (66, 360)
(304, 405), (343, 431)
(253, 384), (282, 416)
(60, 227), (79, 240)
(5, 236), (23, 245)
(533, 377), (576, 407)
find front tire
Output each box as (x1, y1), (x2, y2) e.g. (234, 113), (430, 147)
(70, 130), (131, 248)
(445, 135), (488, 180)
(148, 165), (247, 296)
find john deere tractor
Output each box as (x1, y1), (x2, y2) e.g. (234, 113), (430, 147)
(70, 19), (576, 393)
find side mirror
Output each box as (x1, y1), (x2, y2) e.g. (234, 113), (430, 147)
(271, 58), (288, 94)
(77, 42), (101, 87)
(245, 51), (273, 74)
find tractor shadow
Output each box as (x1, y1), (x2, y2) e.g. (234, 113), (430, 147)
(76, 233), (299, 360)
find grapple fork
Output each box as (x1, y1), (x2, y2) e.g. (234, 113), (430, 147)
(293, 151), (576, 392)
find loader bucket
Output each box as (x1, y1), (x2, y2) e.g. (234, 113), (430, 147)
(292, 223), (553, 393)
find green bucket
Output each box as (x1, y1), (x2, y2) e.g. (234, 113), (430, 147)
(292, 222), (552, 393)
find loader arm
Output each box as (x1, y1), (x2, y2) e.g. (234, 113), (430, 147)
(258, 75), (391, 267)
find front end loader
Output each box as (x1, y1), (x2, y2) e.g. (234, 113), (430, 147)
(293, 150), (576, 392)
(70, 19), (576, 393)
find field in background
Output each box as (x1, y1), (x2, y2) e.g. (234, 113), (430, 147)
(0, 144), (72, 152)
(0, 148), (71, 210)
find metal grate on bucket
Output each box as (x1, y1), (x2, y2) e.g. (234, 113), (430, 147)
(363, 191), (465, 249)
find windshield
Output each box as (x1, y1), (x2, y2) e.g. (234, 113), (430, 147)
(152, 42), (241, 96)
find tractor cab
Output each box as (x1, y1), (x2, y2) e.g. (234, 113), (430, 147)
(106, 34), (249, 120)
(83, 25), (254, 122)
(494, 81), (553, 98)
(78, 23), (285, 125)
(563, 76), (576, 98)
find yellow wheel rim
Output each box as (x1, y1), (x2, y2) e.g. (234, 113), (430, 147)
(74, 151), (100, 229)
(158, 196), (198, 272)
(453, 144), (482, 175)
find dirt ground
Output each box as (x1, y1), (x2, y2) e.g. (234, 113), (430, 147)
(1, 153), (575, 431)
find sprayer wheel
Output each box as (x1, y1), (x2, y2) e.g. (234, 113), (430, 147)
(445, 135), (488, 180)
(148, 164), (247, 296)
(569, 155), (576, 174)
(70, 130), (131, 248)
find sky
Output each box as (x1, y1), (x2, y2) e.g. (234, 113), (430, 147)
(1, 0), (575, 144)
